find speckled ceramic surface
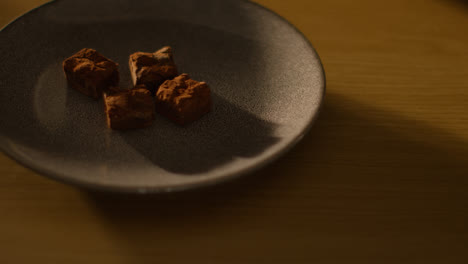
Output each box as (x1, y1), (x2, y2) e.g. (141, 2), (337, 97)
(0, 0), (325, 193)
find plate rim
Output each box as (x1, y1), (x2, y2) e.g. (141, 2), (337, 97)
(0, 0), (326, 193)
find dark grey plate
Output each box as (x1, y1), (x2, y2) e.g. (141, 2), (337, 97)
(0, 0), (325, 193)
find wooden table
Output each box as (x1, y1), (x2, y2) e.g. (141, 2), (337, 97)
(1, 0), (467, 263)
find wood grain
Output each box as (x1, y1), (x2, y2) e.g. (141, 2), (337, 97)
(1, 0), (467, 263)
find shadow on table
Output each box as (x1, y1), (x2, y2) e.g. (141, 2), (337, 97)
(441, 0), (468, 8)
(83, 92), (468, 262)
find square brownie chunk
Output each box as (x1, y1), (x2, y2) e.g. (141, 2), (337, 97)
(155, 74), (211, 125)
(63, 48), (119, 99)
(129, 46), (178, 94)
(104, 85), (155, 130)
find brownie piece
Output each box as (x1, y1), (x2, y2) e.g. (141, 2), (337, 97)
(129, 46), (178, 94)
(63, 48), (119, 99)
(155, 74), (211, 125)
(104, 85), (155, 130)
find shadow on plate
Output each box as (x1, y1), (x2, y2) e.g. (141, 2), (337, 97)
(118, 93), (279, 175)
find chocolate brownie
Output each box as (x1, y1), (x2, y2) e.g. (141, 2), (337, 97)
(104, 85), (155, 130)
(63, 48), (119, 99)
(129, 46), (178, 94)
(155, 74), (211, 125)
